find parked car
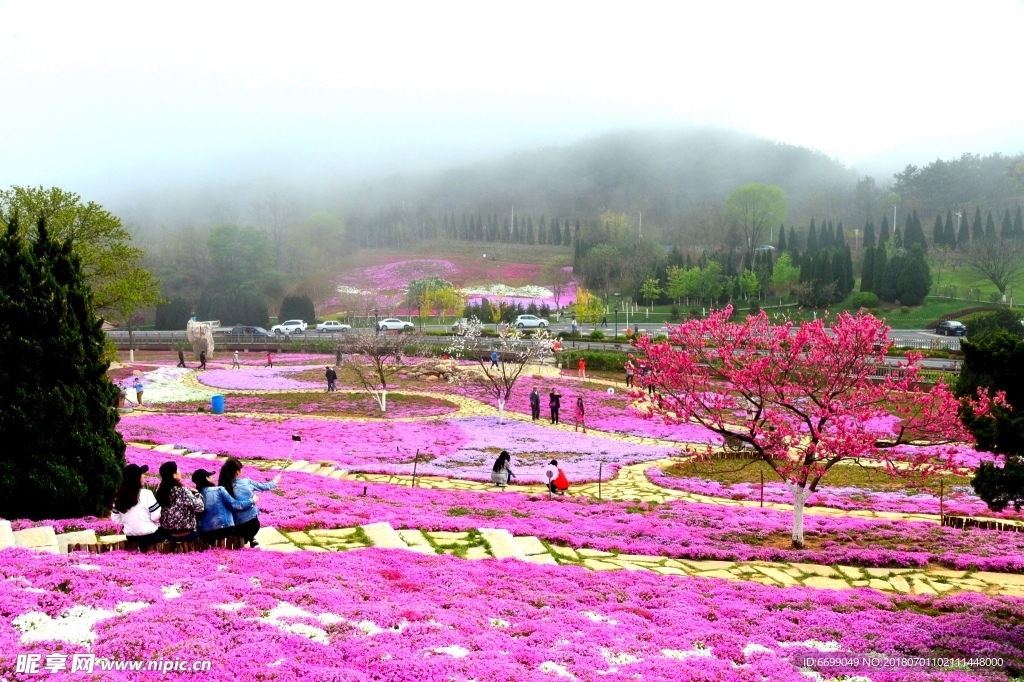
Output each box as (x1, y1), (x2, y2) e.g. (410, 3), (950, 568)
(318, 320), (352, 333)
(377, 318), (415, 332)
(934, 320), (966, 336)
(271, 319), (307, 335)
(452, 318), (470, 332)
(514, 314), (549, 329)
(225, 326), (274, 338)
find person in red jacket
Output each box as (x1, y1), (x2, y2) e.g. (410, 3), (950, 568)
(544, 460), (569, 496)
(265, 352), (273, 368)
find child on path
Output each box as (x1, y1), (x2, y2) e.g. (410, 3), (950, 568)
(574, 395), (586, 433)
(232, 350), (240, 369)
(544, 460), (569, 495)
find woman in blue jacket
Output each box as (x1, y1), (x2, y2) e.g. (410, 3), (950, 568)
(191, 468), (253, 544)
(217, 457), (281, 548)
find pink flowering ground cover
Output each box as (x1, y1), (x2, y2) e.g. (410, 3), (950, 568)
(197, 367), (323, 390)
(116, 414), (677, 483)
(3, 548), (1020, 682)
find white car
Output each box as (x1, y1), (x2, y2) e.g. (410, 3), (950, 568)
(318, 320), (352, 333)
(377, 318), (415, 332)
(271, 319), (307, 335)
(514, 314), (548, 329)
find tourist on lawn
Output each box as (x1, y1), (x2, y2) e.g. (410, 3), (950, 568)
(156, 461), (205, 543)
(490, 450), (516, 487)
(132, 377), (144, 405)
(231, 350), (240, 369)
(574, 395), (587, 433)
(111, 464), (165, 548)
(265, 352), (273, 368)
(325, 366), (337, 392)
(549, 388), (561, 424)
(490, 349), (499, 369)
(529, 385), (541, 420)
(544, 459), (569, 495)
(176, 349), (186, 368)
(191, 468), (252, 544)
(625, 363), (634, 387)
(577, 356), (586, 379)
(218, 457), (281, 548)
(199, 350), (207, 369)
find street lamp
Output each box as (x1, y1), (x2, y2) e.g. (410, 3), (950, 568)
(614, 301), (620, 339)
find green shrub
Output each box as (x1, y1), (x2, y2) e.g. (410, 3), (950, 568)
(279, 295), (316, 325)
(869, 307), (882, 316)
(588, 329), (605, 340)
(965, 308), (1024, 338)
(900, 306), (910, 314)
(851, 291), (880, 309)
(561, 350), (631, 371)
(669, 305), (680, 321)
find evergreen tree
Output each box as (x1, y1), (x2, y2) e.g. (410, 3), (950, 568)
(154, 297), (192, 331)
(973, 206), (984, 241)
(861, 246), (875, 293)
(879, 214), (890, 245)
(1001, 208), (1014, 240)
(910, 210), (926, 251)
(564, 221), (572, 246)
(863, 221), (876, 248)
(894, 225), (903, 249)
(873, 246), (887, 297)
(822, 221), (834, 249)
(806, 219), (818, 255)
(777, 224), (787, 250)
(461, 214), (469, 241)
(944, 209), (957, 249)
(278, 295), (316, 324)
(986, 210), (997, 239)
(538, 216), (547, 245)
(835, 222), (846, 247)
(843, 244), (855, 294)
(477, 215), (485, 241)
(526, 217), (535, 245)
(904, 214), (914, 249)
(831, 250), (846, 297)
(788, 226), (798, 251)
(551, 218), (561, 246)
(1015, 206), (1023, 238)
(0, 217), (125, 520)
(933, 215), (945, 247)
(958, 210), (970, 248)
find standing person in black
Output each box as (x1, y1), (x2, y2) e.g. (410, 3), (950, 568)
(549, 389), (561, 424)
(199, 351), (207, 370)
(529, 385), (541, 421)
(325, 366), (337, 392)
(177, 350), (186, 368)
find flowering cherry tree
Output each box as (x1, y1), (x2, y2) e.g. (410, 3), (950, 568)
(344, 331), (408, 413)
(448, 316), (553, 423)
(632, 307), (973, 547)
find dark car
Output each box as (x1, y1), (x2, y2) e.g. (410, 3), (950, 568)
(226, 326), (274, 338)
(934, 320), (966, 336)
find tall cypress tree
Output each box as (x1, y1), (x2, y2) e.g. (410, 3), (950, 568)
(973, 206), (984, 241)
(879, 215), (890, 245)
(861, 246), (875, 293)
(538, 216), (547, 245)
(788, 226), (798, 251)
(806, 219), (819, 255)
(933, 215), (945, 247)
(1001, 208), (1014, 239)
(835, 222), (846, 247)
(863, 221), (876, 248)
(957, 210), (970, 247)
(777, 224), (787, 251)
(526, 217), (535, 245)
(822, 221), (835, 249)
(873, 246), (888, 298)
(944, 209), (957, 248)
(844, 244), (855, 294)
(894, 226), (903, 249)
(1015, 206), (1023, 238)
(564, 221), (572, 246)
(0, 217), (124, 520)
(986, 211), (997, 239)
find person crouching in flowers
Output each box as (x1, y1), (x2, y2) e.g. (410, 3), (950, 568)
(156, 461), (205, 542)
(218, 457), (281, 548)
(111, 463), (165, 549)
(191, 468), (253, 545)
(489, 450), (516, 488)
(544, 459), (569, 496)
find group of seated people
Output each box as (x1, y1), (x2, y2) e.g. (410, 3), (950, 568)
(111, 458), (281, 549)
(490, 451), (569, 495)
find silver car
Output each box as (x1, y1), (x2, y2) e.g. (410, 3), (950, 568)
(514, 314), (548, 329)
(377, 318), (415, 332)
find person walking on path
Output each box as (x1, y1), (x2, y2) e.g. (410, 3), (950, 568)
(325, 366), (337, 392)
(132, 377), (144, 406)
(176, 350), (186, 368)
(577, 356), (586, 379)
(601, 315), (607, 327)
(199, 351), (207, 370)
(156, 461), (205, 543)
(529, 385), (541, 420)
(624, 363), (634, 387)
(571, 319), (578, 336)
(574, 395), (587, 433)
(231, 350), (240, 369)
(642, 365), (654, 396)
(544, 459), (569, 495)
(490, 349), (499, 369)
(265, 352), (273, 368)
(489, 450), (516, 487)
(549, 389), (561, 424)
(218, 457), (281, 548)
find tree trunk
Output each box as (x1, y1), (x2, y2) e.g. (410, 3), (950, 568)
(497, 398), (505, 423)
(789, 484), (811, 548)
(374, 389), (387, 413)
(128, 321), (135, 363)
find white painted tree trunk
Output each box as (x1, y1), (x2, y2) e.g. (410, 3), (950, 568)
(789, 484), (811, 548)
(374, 389), (387, 413)
(497, 398), (506, 423)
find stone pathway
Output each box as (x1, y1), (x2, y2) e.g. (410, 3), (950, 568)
(245, 520), (1024, 599)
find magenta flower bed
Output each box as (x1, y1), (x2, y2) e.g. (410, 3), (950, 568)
(1, 548), (1021, 681)
(117, 415), (677, 483)
(197, 367), (323, 390)
(645, 467), (1023, 519)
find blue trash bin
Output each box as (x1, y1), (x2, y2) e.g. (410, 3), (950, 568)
(211, 395), (225, 414)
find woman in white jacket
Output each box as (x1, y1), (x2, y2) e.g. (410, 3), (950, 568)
(111, 464), (165, 547)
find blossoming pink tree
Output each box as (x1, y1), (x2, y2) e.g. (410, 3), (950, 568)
(632, 308), (973, 547)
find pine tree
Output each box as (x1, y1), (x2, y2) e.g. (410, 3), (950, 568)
(477, 215), (485, 241)
(788, 226), (798, 251)
(873, 246), (888, 298)
(0, 217), (125, 519)
(551, 218), (561, 246)
(944, 209), (957, 249)
(844, 244), (855, 294)
(958, 210), (970, 248)
(972, 207), (983, 240)
(863, 221), (876, 248)
(806, 219), (818, 255)
(777, 224), (787, 250)
(1002, 208), (1014, 239)
(564, 221), (572, 246)
(861, 246), (875, 293)
(822, 221), (834, 249)
(1015, 206), (1023, 238)
(879, 215), (890, 245)
(894, 226), (903, 249)
(911, 210), (925, 251)
(511, 215), (521, 243)
(986, 210), (997, 239)
(933, 215), (945, 247)
(538, 216), (547, 245)
(526, 217), (535, 245)
(835, 222), (846, 247)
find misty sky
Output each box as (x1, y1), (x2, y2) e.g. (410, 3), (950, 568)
(2, 0), (1023, 198)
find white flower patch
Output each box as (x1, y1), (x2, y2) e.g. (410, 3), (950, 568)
(281, 622), (330, 645)
(431, 645), (470, 658)
(336, 285), (370, 295)
(213, 602), (247, 612)
(490, 618), (510, 628)
(73, 564), (101, 572)
(601, 648), (641, 665)
(249, 577), (261, 587)
(539, 661), (577, 679)
(581, 611), (618, 625)
(743, 643), (774, 657)
(161, 585), (181, 599)
(781, 640), (843, 652)
(661, 646), (713, 660)
(462, 284), (555, 299)
(13, 602), (150, 648)
(132, 367), (216, 404)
